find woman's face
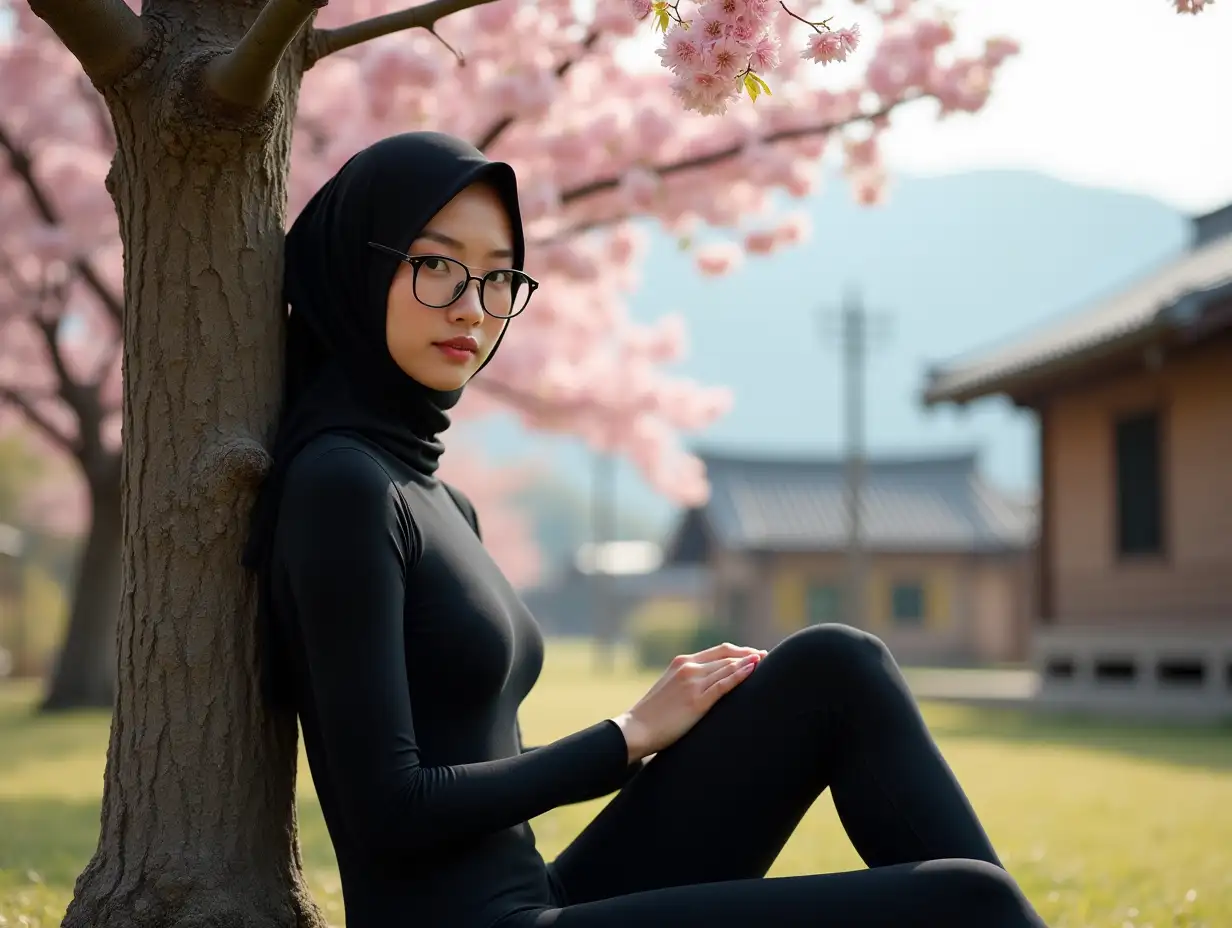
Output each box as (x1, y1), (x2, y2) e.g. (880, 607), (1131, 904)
(386, 183), (514, 391)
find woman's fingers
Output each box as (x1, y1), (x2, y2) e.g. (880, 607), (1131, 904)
(700, 653), (759, 699)
(688, 641), (765, 663)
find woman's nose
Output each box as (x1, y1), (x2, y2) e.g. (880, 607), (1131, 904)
(448, 279), (485, 325)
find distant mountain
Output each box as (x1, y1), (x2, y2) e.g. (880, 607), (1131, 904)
(471, 169), (1191, 548)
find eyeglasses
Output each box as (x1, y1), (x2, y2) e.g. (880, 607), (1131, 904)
(367, 242), (538, 319)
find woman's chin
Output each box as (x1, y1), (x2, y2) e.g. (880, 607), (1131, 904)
(407, 362), (474, 392)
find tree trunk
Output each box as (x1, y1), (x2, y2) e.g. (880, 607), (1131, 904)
(62, 7), (324, 927)
(41, 461), (122, 711)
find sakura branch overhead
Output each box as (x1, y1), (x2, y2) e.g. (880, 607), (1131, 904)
(630, 0), (861, 114)
(7, 0), (1030, 506)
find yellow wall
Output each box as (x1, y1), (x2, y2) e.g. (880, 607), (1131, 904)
(771, 567), (806, 634)
(772, 561), (956, 632)
(867, 563), (953, 631)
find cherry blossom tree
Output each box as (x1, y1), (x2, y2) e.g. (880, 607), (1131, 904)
(4, 0), (1031, 923)
(0, 72), (126, 709)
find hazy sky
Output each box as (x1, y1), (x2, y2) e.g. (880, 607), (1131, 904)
(874, 1), (1232, 213)
(612, 0), (1232, 213)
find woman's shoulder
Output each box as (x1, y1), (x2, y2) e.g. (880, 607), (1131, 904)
(282, 433), (401, 505)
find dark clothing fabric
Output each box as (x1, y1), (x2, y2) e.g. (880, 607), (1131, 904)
(271, 435), (642, 928)
(516, 624), (1047, 928)
(254, 130), (1044, 928)
(272, 434), (1044, 928)
(244, 132), (524, 706)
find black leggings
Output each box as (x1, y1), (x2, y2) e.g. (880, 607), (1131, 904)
(500, 624), (1047, 927)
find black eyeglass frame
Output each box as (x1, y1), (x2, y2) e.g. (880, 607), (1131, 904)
(367, 241), (538, 319)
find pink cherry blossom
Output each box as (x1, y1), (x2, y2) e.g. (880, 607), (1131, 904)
(984, 37), (1021, 67)
(837, 25), (861, 54)
(774, 213), (812, 245)
(750, 35), (781, 71)
(694, 242), (745, 276)
(743, 230), (778, 254)
(658, 27), (703, 75)
(802, 31), (848, 65)
(705, 35), (749, 80)
(4, 0), (1027, 561)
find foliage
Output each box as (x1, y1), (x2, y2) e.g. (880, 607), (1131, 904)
(630, 617), (730, 669)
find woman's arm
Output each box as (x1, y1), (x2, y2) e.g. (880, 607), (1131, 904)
(443, 482), (642, 794)
(278, 447), (634, 862)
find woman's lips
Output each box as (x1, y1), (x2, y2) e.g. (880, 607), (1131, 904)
(433, 335), (478, 363)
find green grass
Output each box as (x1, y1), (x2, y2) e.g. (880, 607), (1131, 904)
(2, 639), (1230, 927)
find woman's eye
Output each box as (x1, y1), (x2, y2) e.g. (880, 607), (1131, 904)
(419, 257), (450, 272)
(486, 270), (513, 286)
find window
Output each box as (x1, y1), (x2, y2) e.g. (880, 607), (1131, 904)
(890, 582), (926, 626)
(805, 584), (842, 624)
(1115, 411), (1164, 556)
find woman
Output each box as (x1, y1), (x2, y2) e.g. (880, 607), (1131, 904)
(244, 131), (1047, 928)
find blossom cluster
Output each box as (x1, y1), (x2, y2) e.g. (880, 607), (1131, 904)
(5, 0), (1025, 519)
(627, 0), (861, 114)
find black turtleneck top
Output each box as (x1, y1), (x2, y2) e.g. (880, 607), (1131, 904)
(269, 433), (638, 928)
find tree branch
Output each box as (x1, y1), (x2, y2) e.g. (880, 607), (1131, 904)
(474, 30), (601, 152)
(90, 335), (123, 390)
(189, 435), (273, 506)
(34, 316), (81, 400)
(203, 0), (328, 113)
(27, 0), (149, 87)
(0, 387), (76, 455)
(559, 98), (910, 207)
(308, 0), (504, 64)
(0, 121), (124, 325)
(526, 96), (918, 246)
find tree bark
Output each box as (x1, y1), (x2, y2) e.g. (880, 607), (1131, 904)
(41, 459), (123, 711)
(60, 5), (324, 926)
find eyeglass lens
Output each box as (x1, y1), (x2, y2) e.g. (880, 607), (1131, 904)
(414, 256), (531, 318)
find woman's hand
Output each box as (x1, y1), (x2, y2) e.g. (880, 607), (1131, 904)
(611, 642), (767, 764)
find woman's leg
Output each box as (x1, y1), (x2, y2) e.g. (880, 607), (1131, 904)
(548, 624), (1034, 920)
(518, 859), (1042, 927)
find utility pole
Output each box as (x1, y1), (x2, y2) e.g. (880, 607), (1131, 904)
(590, 449), (618, 672)
(842, 293), (867, 630)
(820, 290), (891, 630)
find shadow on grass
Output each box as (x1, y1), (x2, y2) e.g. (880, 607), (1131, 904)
(921, 702), (1232, 773)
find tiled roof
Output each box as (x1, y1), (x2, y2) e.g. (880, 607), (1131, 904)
(692, 449), (1034, 553)
(922, 232), (1232, 405)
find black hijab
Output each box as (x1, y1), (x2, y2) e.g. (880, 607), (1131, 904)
(244, 131), (525, 705)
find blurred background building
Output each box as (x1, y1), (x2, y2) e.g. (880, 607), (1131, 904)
(923, 202), (1232, 719)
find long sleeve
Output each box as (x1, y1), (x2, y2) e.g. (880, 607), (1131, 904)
(276, 446), (632, 862)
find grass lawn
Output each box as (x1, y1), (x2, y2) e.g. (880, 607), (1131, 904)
(2, 639), (1230, 927)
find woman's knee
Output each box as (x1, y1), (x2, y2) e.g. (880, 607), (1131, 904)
(921, 858), (1041, 924)
(773, 623), (893, 676)
(755, 624), (902, 708)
